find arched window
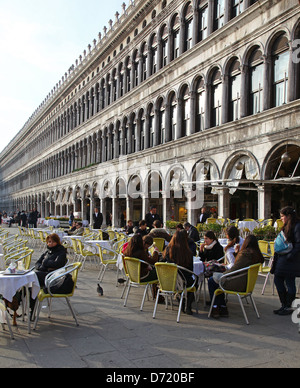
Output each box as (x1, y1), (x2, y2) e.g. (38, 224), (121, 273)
(198, 2), (208, 42)
(125, 57), (132, 93)
(271, 33), (289, 107)
(106, 75), (111, 106)
(141, 43), (148, 81)
(138, 110), (145, 151)
(170, 92), (177, 140)
(158, 98), (165, 145)
(210, 68), (222, 127)
(196, 77), (205, 131)
(248, 47), (264, 115)
(161, 25), (169, 67)
(229, 59), (241, 121)
(111, 69), (117, 103)
(101, 79), (105, 110)
(214, 0), (225, 31)
(231, 0), (244, 19)
(133, 50), (139, 88)
(182, 86), (190, 137)
(171, 14), (180, 61)
(119, 63), (124, 98)
(183, 3), (194, 52)
(149, 105), (155, 148)
(150, 34), (158, 75)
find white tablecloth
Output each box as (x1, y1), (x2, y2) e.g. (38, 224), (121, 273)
(193, 257), (204, 276)
(0, 271), (40, 303)
(238, 221), (258, 232)
(46, 220), (60, 228)
(84, 240), (113, 254)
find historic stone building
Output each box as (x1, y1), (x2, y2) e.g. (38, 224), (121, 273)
(0, 0), (299, 226)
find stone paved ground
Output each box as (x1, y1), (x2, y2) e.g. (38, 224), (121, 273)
(0, 226), (299, 369)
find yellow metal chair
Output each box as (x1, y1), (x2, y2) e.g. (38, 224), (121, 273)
(33, 262), (82, 330)
(258, 240), (275, 295)
(275, 219), (284, 229)
(96, 244), (119, 282)
(38, 231), (47, 248)
(14, 249), (34, 270)
(123, 257), (158, 311)
(153, 238), (166, 252)
(76, 240), (98, 270)
(269, 241), (275, 256)
(258, 240), (269, 255)
(208, 264), (261, 325)
(243, 218), (255, 221)
(153, 262), (198, 323)
(206, 218), (216, 224)
(69, 238), (80, 262)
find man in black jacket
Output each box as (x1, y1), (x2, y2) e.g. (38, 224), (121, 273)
(184, 222), (200, 243)
(145, 206), (161, 230)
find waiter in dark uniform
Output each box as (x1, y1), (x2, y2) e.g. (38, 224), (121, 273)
(145, 206), (161, 230)
(93, 208), (103, 229)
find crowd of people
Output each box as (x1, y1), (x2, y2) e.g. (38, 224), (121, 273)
(120, 205), (300, 319)
(0, 209), (40, 228)
(3, 203), (300, 322)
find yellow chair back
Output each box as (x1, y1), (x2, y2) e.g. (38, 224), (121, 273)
(207, 218), (216, 224)
(155, 263), (178, 292)
(258, 240), (269, 255)
(153, 238), (165, 252)
(124, 257), (141, 283)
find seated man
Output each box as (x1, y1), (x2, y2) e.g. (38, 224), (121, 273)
(183, 222), (200, 243)
(135, 220), (149, 237)
(149, 220), (172, 242)
(67, 222), (84, 236)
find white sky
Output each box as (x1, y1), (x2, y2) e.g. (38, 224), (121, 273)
(0, 0), (125, 152)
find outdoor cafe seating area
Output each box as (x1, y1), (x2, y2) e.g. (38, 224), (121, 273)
(0, 214), (297, 341)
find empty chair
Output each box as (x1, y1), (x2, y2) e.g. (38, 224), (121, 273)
(33, 262), (82, 330)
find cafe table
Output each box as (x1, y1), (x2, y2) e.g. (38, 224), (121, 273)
(238, 220), (259, 232)
(84, 240), (113, 253)
(0, 270), (40, 334)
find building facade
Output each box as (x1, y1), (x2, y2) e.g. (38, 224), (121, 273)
(0, 0), (299, 226)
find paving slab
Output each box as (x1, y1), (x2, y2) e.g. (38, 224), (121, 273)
(0, 228), (299, 369)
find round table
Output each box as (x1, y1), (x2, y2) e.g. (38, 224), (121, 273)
(238, 221), (259, 232)
(0, 270), (40, 333)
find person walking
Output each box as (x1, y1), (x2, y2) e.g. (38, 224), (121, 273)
(272, 206), (300, 316)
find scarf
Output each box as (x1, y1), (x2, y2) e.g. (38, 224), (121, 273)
(205, 240), (217, 250)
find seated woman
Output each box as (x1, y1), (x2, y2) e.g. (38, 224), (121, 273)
(162, 231), (195, 315)
(176, 223), (197, 256)
(224, 226), (244, 269)
(199, 231), (224, 262)
(30, 233), (67, 317)
(123, 234), (158, 282)
(208, 235), (264, 318)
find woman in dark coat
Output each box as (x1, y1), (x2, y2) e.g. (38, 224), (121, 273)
(273, 207), (300, 315)
(30, 233), (67, 318)
(198, 231), (224, 262)
(34, 233), (67, 287)
(123, 234), (158, 282)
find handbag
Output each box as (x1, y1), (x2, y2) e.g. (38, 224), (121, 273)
(274, 231), (293, 255)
